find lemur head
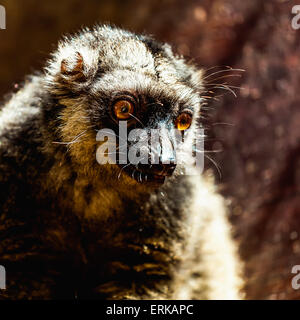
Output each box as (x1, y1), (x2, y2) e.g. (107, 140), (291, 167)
(45, 25), (204, 190)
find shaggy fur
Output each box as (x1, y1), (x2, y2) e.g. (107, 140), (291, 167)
(0, 25), (243, 299)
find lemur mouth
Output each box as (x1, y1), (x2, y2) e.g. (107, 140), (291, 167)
(119, 163), (176, 185)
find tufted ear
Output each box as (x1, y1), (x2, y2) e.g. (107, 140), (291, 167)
(44, 44), (99, 96)
(60, 52), (86, 82)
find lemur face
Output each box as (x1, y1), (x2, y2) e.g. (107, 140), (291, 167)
(45, 26), (203, 188)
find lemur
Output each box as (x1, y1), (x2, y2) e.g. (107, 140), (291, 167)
(0, 25), (243, 299)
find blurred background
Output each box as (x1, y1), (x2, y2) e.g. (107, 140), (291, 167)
(0, 0), (299, 299)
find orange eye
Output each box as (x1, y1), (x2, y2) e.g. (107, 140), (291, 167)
(113, 100), (134, 120)
(175, 113), (192, 131)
